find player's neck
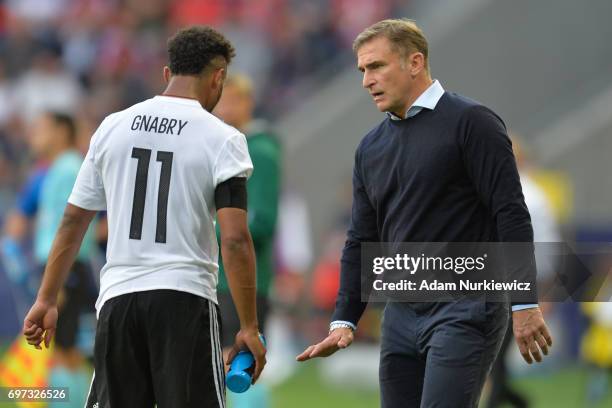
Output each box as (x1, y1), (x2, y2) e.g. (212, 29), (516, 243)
(162, 77), (204, 106)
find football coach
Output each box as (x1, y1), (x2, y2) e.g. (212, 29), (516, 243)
(297, 19), (553, 407)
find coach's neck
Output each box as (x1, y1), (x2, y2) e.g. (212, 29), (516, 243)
(396, 74), (433, 117)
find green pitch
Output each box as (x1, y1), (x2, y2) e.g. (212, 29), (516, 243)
(2, 340), (611, 408)
(270, 362), (612, 408)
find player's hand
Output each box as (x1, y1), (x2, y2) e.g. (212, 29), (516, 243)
(296, 327), (354, 362)
(23, 299), (58, 350)
(512, 306), (553, 364)
(227, 327), (267, 384)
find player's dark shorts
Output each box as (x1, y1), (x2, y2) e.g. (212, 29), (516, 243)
(50, 260), (96, 349)
(85, 290), (226, 408)
(217, 291), (269, 348)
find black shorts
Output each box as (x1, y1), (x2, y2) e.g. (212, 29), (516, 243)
(53, 261), (96, 349)
(217, 292), (269, 349)
(85, 290), (226, 408)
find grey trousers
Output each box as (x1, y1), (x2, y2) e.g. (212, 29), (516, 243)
(379, 301), (509, 408)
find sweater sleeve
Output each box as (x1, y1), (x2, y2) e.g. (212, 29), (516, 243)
(331, 147), (379, 326)
(460, 106), (538, 305)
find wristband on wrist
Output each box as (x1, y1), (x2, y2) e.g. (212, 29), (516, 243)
(329, 321), (355, 333)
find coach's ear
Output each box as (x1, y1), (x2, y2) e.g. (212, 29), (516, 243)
(163, 66), (172, 83)
(408, 52), (426, 78)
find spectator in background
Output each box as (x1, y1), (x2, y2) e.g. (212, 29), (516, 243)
(6, 0), (67, 25)
(0, 62), (14, 128)
(31, 111), (97, 408)
(0, 0), (403, 207)
(1, 121), (49, 293)
(214, 73), (281, 408)
(12, 33), (81, 125)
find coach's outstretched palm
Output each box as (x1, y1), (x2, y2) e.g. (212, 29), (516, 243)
(296, 327), (354, 361)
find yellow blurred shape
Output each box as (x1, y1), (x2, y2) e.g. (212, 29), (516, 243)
(530, 170), (573, 223)
(0, 335), (51, 407)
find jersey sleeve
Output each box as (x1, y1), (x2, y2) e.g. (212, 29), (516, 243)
(213, 132), (254, 186)
(68, 131), (106, 211)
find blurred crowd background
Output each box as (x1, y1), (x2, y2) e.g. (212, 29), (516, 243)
(0, 0), (404, 207)
(1, 0), (611, 407)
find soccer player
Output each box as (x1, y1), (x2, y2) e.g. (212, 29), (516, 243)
(23, 26), (266, 408)
(2, 125), (49, 291)
(297, 19), (552, 407)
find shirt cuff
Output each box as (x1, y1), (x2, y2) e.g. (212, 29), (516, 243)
(329, 320), (357, 331)
(511, 304), (539, 312)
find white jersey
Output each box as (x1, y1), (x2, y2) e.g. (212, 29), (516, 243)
(69, 95), (253, 315)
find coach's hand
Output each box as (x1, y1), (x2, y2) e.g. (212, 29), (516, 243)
(23, 299), (58, 350)
(227, 327), (267, 384)
(513, 307), (553, 364)
(296, 327), (354, 362)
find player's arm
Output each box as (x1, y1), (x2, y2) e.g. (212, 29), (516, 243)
(23, 204), (97, 349)
(216, 177), (266, 383)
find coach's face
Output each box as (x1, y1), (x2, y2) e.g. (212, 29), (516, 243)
(357, 36), (414, 117)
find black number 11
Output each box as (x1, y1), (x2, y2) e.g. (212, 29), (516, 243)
(129, 147), (173, 243)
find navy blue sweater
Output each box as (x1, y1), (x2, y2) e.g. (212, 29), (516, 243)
(332, 92), (536, 325)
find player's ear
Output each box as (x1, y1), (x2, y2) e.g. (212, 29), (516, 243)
(212, 67), (226, 90)
(163, 66), (172, 83)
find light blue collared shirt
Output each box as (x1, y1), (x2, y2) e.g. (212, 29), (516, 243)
(387, 79), (446, 120)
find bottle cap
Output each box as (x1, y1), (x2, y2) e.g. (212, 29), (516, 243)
(226, 370), (252, 393)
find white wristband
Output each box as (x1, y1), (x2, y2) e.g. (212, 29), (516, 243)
(329, 321), (356, 333)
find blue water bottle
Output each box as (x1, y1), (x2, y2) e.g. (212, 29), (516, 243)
(226, 334), (266, 393)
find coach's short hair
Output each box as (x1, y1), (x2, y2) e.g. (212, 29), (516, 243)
(353, 19), (429, 71)
(167, 26), (236, 76)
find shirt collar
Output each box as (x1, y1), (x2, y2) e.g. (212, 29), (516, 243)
(154, 94), (202, 107)
(387, 79), (445, 120)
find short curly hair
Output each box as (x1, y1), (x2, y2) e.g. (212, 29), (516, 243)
(167, 26), (236, 76)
